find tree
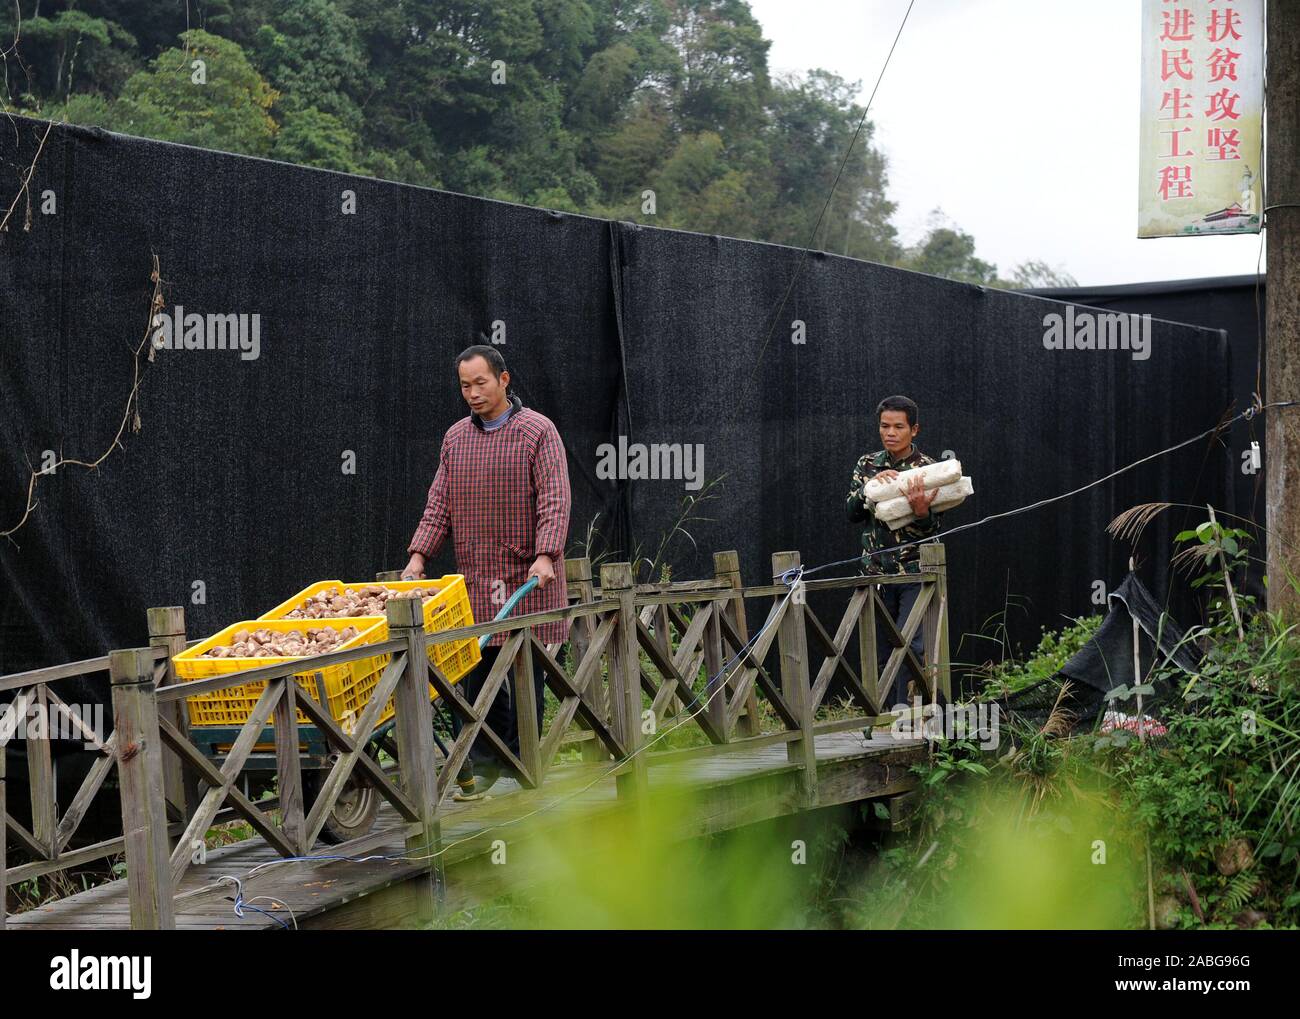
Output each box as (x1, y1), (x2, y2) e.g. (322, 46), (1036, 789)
(1009, 259), (1078, 289)
(273, 106), (366, 173)
(252, 0), (368, 130)
(50, 29), (280, 157)
(17, 8), (136, 102)
(764, 70), (899, 263)
(903, 213), (1000, 286)
(662, 0), (770, 138)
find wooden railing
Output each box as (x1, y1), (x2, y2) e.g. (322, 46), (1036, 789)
(1, 544), (949, 929)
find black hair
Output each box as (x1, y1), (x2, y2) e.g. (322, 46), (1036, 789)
(875, 395), (918, 427)
(454, 344), (507, 379)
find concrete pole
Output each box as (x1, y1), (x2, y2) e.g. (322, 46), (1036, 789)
(1266, 2), (1300, 617)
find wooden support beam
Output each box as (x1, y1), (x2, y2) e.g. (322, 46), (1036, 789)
(169, 679), (288, 886)
(808, 588), (870, 712)
(919, 545), (951, 703)
(1, 742), (6, 930)
(291, 683), (421, 821)
(533, 629), (625, 770)
(566, 557), (609, 765)
(772, 552), (816, 806)
(714, 599), (798, 732)
(55, 734), (117, 852)
(148, 606), (198, 825)
(715, 550), (760, 736)
(860, 581), (880, 714)
(272, 673), (306, 855)
(512, 621), (542, 785)
(873, 584), (933, 705)
(156, 715), (300, 864)
(702, 596), (728, 742)
(109, 647), (175, 930)
(428, 631), (533, 805)
(25, 684), (55, 858)
(387, 595), (444, 916)
(602, 563), (646, 798)
(634, 615), (726, 744)
(806, 596), (878, 717)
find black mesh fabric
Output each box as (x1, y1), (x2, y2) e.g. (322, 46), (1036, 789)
(1, 116), (1234, 701)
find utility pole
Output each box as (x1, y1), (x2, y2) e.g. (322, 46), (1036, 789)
(1266, 2), (1300, 618)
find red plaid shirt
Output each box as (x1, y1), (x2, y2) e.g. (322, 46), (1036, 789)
(408, 396), (571, 646)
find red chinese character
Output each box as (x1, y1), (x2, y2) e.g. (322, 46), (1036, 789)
(1157, 165), (1194, 201)
(1160, 8), (1194, 42)
(1161, 48), (1194, 81)
(1207, 48), (1241, 82)
(1208, 7), (1243, 43)
(1161, 127), (1195, 158)
(1205, 88), (1242, 121)
(1159, 88), (1195, 120)
(1206, 127), (1242, 161)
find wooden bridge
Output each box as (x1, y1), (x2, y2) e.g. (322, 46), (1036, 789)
(1, 546), (950, 930)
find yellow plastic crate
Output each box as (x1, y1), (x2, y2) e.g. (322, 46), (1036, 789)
(173, 617), (389, 728)
(260, 576), (481, 710)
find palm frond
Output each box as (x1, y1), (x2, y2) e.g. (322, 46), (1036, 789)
(1107, 502), (1173, 546)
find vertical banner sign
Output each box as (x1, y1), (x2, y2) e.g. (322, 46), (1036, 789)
(1138, 0), (1263, 237)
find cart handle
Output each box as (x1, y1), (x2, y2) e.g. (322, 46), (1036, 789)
(479, 576), (540, 650)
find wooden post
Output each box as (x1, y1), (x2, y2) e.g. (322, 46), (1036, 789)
(860, 581), (881, 716)
(1266, 1), (1300, 619)
(567, 557), (607, 763)
(1, 741), (7, 931)
(385, 596), (443, 914)
(109, 647), (175, 929)
(148, 606), (198, 824)
(654, 603), (675, 721)
(772, 552), (816, 805)
(919, 545), (951, 703)
(25, 684), (54, 858)
(715, 550), (759, 736)
(601, 562), (646, 798)
(702, 595), (727, 741)
(272, 676), (306, 854)
(512, 628), (541, 783)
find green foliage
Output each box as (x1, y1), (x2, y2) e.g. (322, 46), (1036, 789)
(1174, 519), (1257, 630)
(273, 105), (366, 172)
(845, 733), (1141, 929)
(39, 29), (281, 156)
(978, 614), (1103, 699)
(902, 221), (998, 286)
(0, 0), (1060, 282)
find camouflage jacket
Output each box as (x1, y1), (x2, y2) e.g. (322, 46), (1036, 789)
(846, 446), (942, 576)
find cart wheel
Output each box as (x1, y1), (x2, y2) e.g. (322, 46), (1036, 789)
(304, 758), (379, 845)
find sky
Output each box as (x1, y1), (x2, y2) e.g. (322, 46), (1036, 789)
(746, 0), (1267, 286)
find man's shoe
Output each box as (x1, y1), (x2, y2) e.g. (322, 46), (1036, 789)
(452, 763), (502, 802)
(474, 764), (503, 795)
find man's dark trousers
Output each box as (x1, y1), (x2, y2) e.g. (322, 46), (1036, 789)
(875, 580), (926, 708)
(451, 643), (549, 776)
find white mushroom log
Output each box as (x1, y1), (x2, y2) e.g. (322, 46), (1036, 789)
(883, 476), (975, 532)
(863, 459), (962, 504)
